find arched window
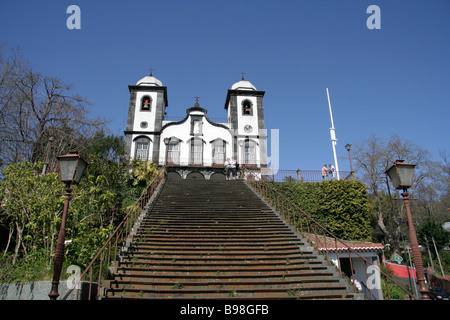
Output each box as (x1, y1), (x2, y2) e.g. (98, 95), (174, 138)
(134, 136), (151, 161)
(190, 138), (203, 166)
(167, 140), (180, 165)
(140, 95), (152, 111)
(244, 138), (257, 166)
(242, 99), (253, 116)
(212, 139), (226, 165)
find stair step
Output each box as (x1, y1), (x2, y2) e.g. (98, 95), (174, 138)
(100, 178), (355, 300)
(104, 286), (352, 299)
(107, 278), (346, 291)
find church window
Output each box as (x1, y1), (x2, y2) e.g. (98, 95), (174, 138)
(134, 136), (151, 161)
(140, 95), (152, 111)
(167, 142), (180, 165)
(242, 99), (253, 116)
(135, 142), (149, 161)
(244, 139), (257, 166)
(212, 140), (226, 165)
(190, 139), (203, 165)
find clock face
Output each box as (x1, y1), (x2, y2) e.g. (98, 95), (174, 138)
(244, 125), (253, 133)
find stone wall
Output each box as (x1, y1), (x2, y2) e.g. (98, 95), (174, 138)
(0, 281), (97, 300)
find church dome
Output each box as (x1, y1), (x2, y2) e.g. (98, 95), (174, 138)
(231, 80), (256, 91)
(136, 75), (163, 86)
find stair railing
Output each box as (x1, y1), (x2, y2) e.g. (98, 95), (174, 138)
(242, 168), (416, 300)
(61, 165), (166, 300)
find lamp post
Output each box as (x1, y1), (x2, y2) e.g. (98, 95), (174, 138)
(385, 159), (429, 300)
(42, 136), (55, 175)
(345, 143), (354, 173)
(49, 150), (87, 300)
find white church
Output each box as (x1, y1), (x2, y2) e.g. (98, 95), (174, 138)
(124, 72), (268, 179)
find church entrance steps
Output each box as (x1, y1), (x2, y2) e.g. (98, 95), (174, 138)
(101, 179), (357, 299)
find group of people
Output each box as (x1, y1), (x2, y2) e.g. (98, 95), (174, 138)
(321, 164), (337, 180)
(224, 158), (239, 180)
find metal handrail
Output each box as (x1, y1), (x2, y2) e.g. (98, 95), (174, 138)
(243, 168), (417, 300)
(61, 166), (166, 300)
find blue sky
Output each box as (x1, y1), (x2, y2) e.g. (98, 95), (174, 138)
(1, 0), (449, 171)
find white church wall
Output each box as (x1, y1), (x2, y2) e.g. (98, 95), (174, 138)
(159, 114), (232, 167)
(201, 121), (232, 167)
(159, 120), (190, 165)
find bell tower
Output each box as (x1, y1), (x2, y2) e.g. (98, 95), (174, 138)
(224, 75), (266, 168)
(124, 71), (168, 162)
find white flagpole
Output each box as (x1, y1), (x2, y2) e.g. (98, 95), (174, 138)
(326, 88), (340, 180)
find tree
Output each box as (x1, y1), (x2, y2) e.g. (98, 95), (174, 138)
(0, 162), (64, 265)
(0, 132), (147, 268)
(351, 135), (441, 259)
(0, 44), (106, 167)
(417, 218), (449, 251)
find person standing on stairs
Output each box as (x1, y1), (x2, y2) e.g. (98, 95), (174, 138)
(225, 158), (231, 180)
(230, 158), (237, 180)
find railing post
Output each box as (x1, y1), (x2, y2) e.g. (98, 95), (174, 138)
(363, 260), (374, 300)
(88, 267), (93, 300)
(348, 250), (356, 293)
(335, 238), (341, 277)
(384, 275), (391, 300)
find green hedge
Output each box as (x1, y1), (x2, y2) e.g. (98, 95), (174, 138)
(268, 180), (372, 241)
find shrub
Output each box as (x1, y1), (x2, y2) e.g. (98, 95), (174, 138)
(269, 180), (372, 241)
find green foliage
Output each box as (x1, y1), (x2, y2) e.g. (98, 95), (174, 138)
(417, 218), (449, 251)
(378, 265), (410, 300)
(0, 162), (64, 264)
(130, 160), (158, 187)
(0, 132), (161, 279)
(0, 252), (53, 284)
(381, 278), (410, 300)
(269, 180), (372, 241)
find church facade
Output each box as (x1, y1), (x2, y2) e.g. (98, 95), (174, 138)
(124, 73), (267, 179)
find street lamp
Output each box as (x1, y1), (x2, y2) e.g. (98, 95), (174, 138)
(385, 159), (429, 300)
(49, 150), (87, 300)
(42, 136), (55, 175)
(345, 144), (354, 173)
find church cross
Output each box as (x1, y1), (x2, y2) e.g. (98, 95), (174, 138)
(241, 72), (246, 80)
(149, 67), (153, 76)
(195, 96), (200, 103)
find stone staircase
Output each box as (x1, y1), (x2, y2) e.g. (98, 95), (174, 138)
(102, 178), (358, 299)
